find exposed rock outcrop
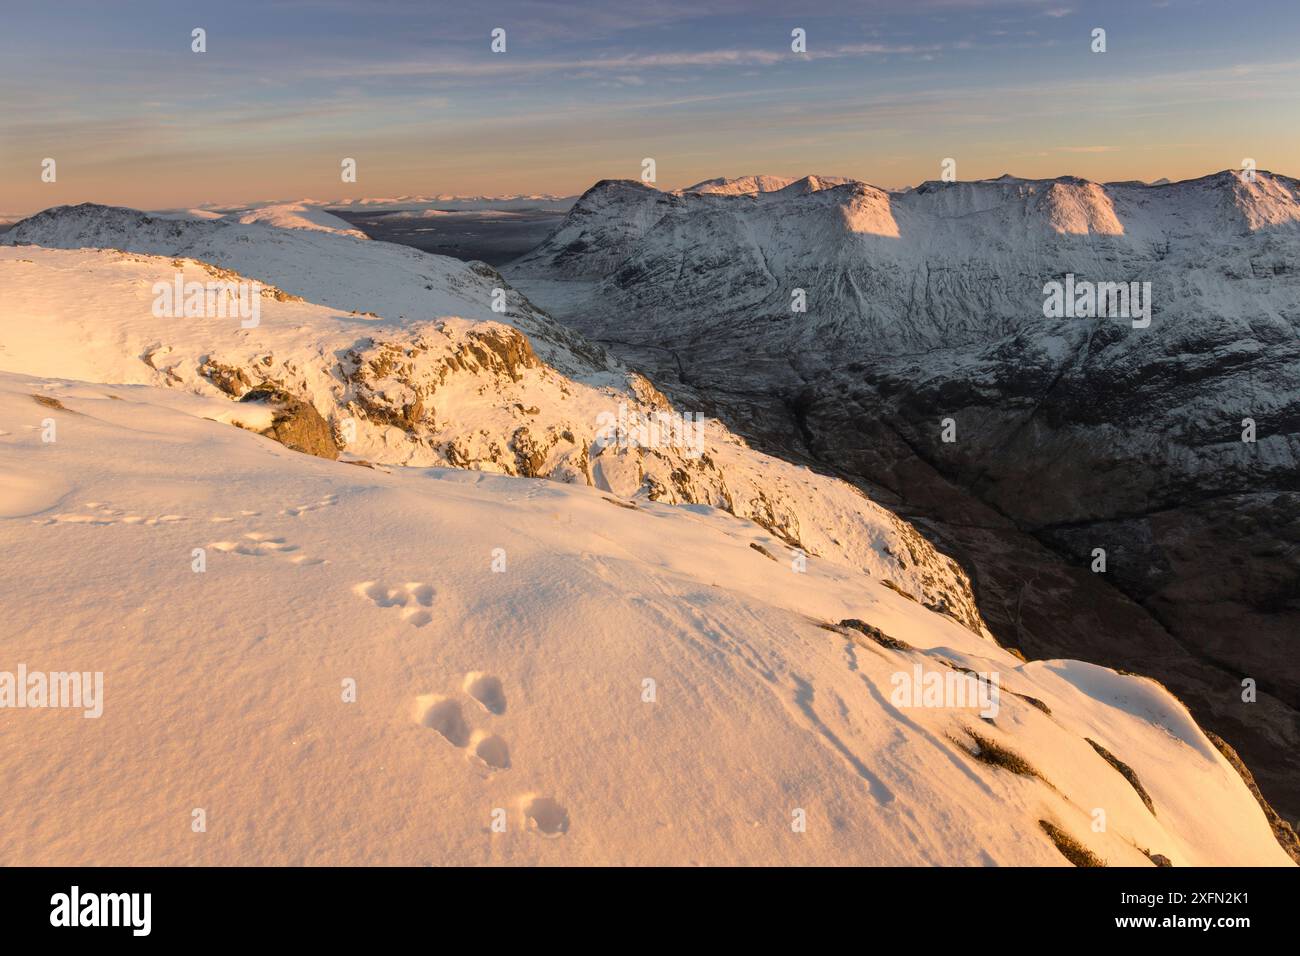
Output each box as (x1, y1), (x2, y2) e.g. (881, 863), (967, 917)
(239, 386), (339, 460)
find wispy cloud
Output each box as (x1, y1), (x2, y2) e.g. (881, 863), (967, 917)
(305, 42), (945, 81)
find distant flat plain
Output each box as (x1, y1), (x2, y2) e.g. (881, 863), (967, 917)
(332, 207), (567, 265)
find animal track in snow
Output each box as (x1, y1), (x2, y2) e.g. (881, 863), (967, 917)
(522, 795), (570, 837)
(463, 672), (507, 715)
(212, 532), (298, 556)
(354, 580), (434, 626)
(414, 695), (471, 747)
(37, 503), (329, 567)
(469, 731), (511, 770)
(208, 510), (260, 522)
(210, 531), (325, 566)
(281, 494), (338, 517)
(412, 675), (523, 783)
(34, 502), (187, 527)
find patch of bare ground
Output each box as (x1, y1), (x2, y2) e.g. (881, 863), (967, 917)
(963, 730), (1042, 779)
(839, 618), (912, 651)
(1086, 738), (1156, 815)
(1039, 820), (1106, 867)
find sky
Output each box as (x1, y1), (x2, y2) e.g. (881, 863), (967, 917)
(2, 0), (1299, 214)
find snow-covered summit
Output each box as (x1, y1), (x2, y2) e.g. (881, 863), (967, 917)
(233, 201), (370, 239)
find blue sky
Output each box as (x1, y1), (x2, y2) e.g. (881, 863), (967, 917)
(3, 0), (1299, 211)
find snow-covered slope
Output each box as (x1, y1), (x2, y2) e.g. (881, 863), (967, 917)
(4, 202), (606, 375)
(144, 208), (228, 222)
(0, 207), (988, 633)
(0, 369), (1291, 865)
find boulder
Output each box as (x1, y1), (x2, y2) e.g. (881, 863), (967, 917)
(239, 387), (339, 460)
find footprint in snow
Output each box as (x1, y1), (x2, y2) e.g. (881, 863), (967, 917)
(469, 731), (511, 771)
(412, 676), (566, 831)
(414, 695), (471, 747)
(34, 501), (188, 527)
(463, 672), (507, 715)
(413, 687), (510, 771)
(280, 494), (338, 517)
(210, 531), (325, 566)
(521, 795), (569, 837)
(354, 580), (435, 626)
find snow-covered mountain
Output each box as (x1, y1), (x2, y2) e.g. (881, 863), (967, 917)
(159, 195), (579, 216)
(3, 198), (1295, 865)
(506, 170), (1300, 827)
(679, 174), (860, 196)
(132, 196), (577, 230)
(514, 171), (1300, 356)
(233, 202), (370, 239)
(0, 204), (987, 633)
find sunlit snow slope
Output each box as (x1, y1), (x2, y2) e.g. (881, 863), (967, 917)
(0, 373), (1290, 865)
(0, 208), (988, 631)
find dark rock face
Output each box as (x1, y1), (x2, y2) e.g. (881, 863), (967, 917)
(507, 171), (1300, 826)
(239, 387), (340, 460)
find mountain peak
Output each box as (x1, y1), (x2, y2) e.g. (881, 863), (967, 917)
(679, 174), (859, 196)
